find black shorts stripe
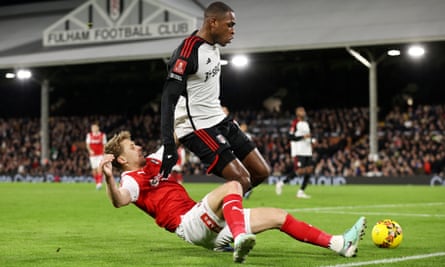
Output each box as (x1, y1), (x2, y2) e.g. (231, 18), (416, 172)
(195, 129), (219, 152)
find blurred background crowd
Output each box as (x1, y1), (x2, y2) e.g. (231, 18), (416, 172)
(1, 104), (444, 179)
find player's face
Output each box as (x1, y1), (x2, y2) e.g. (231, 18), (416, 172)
(91, 124), (99, 133)
(296, 108), (306, 118)
(212, 11), (236, 46)
(121, 139), (145, 168)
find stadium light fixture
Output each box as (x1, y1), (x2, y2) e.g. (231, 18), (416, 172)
(346, 43), (426, 162)
(5, 68), (49, 165)
(387, 49), (401, 57)
(231, 55), (248, 68)
(220, 59), (229, 66)
(407, 45), (425, 58)
(16, 69), (32, 80)
(5, 72), (16, 79)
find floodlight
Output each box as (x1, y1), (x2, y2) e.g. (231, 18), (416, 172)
(5, 72), (16, 79)
(407, 45), (425, 58)
(231, 55), (248, 67)
(16, 69), (32, 79)
(387, 49), (401, 56)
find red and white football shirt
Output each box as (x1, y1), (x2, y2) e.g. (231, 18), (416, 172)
(119, 148), (196, 232)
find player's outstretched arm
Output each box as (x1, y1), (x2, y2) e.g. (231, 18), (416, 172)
(160, 80), (184, 177)
(100, 154), (132, 208)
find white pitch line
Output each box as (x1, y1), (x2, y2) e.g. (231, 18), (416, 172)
(320, 252), (445, 267)
(300, 210), (445, 218)
(289, 210), (445, 218)
(287, 202), (445, 212)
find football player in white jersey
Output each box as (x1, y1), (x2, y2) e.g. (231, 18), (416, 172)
(160, 2), (270, 194)
(277, 107), (314, 198)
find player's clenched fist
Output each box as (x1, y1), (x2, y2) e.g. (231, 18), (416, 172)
(160, 144), (178, 178)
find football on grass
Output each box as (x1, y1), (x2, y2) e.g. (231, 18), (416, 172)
(371, 219), (403, 248)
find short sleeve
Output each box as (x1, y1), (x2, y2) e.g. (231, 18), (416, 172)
(120, 175), (140, 202)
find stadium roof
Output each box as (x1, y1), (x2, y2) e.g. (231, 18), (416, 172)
(1, 0), (445, 69)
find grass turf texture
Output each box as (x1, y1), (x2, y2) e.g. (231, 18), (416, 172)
(0, 183), (444, 267)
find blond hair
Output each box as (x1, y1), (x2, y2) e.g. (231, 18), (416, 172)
(104, 131), (131, 169)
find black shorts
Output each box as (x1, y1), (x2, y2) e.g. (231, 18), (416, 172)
(179, 117), (256, 176)
(293, 155), (314, 171)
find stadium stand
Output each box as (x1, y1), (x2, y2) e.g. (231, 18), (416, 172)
(1, 105), (444, 179)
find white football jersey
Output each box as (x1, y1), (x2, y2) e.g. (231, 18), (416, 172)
(168, 35), (226, 138)
(290, 120), (312, 157)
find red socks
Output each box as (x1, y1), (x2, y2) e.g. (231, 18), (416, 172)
(222, 194), (246, 239)
(95, 174), (102, 185)
(280, 214), (332, 247)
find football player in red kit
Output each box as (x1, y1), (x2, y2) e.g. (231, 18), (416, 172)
(100, 131), (366, 264)
(86, 123), (107, 190)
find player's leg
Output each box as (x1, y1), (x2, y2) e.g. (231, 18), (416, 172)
(90, 156), (102, 190)
(220, 159), (253, 193)
(206, 181), (256, 263)
(300, 161), (314, 191)
(248, 208), (367, 257)
(241, 148), (271, 188)
(222, 120), (270, 191)
(297, 157), (313, 198)
(180, 128), (253, 193)
(96, 155), (104, 189)
(277, 156), (298, 195)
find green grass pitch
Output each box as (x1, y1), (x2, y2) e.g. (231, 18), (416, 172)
(0, 183), (444, 266)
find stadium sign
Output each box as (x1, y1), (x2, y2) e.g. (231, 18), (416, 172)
(43, 0), (196, 47)
(0, 174), (444, 185)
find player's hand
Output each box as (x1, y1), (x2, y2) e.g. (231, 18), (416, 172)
(160, 143), (178, 178)
(100, 154), (114, 179)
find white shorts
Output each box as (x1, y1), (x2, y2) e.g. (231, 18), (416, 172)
(89, 155), (103, 169)
(175, 195), (251, 250)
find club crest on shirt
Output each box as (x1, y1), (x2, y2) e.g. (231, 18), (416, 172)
(173, 59), (187, 75)
(216, 134), (227, 144)
(150, 173), (162, 187)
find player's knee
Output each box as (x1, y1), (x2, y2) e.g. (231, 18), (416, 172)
(224, 180), (244, 194)
(267, 208), (288, 228)
(276, 209), (289, 228)
(251, 164), (271, 187)
(237, 177), (252, 193)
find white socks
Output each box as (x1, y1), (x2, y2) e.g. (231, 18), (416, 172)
(329, 235), (344, 252)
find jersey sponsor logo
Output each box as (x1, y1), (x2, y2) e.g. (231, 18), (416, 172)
(204, 62), (220, 82)
(231, 206), (244, 214)
(200, 213), (222, 233)
(173, 59), (187, 75)
(206, 57), (211, 64)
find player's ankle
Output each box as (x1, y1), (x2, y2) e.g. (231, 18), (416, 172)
(328, 235), (344, 252)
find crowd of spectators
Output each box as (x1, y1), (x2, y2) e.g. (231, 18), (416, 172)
(1, 104), (444, 179)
